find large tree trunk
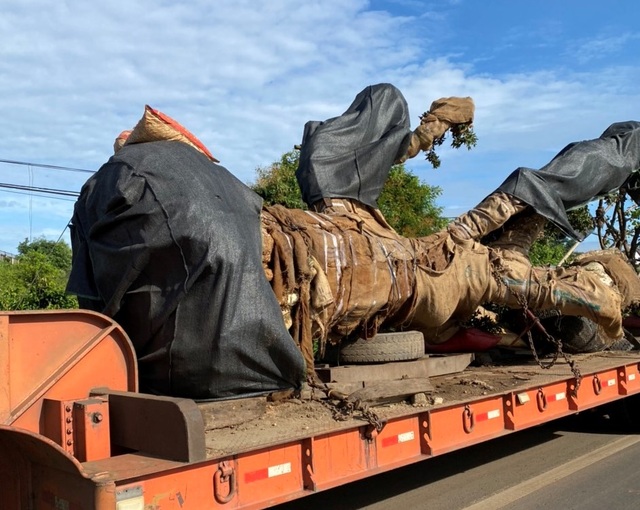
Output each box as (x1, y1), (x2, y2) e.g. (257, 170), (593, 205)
(261, 198), (634, 371)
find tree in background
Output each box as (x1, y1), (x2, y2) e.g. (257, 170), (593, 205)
(17, 237), (73, 272)
(0, 238), (77, 310)
(252, 150), (446, 237)
(596, 190), (640, 269)
(529, 206), (595, 266)
(252, 151), (307, 210)
(378, 165), (447, 236)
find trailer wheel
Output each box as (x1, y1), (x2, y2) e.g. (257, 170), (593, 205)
(339, 331), (425, 363)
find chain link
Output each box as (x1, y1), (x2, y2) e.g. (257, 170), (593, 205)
(307, 376), (385, 433)
(516, 293), (582, 394)
(491, 258), (582, 395)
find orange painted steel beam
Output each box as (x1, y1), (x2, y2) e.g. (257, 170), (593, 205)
(0, 310), (137, 435)
(4, 309), (640, 509)
(3, 362), (640, 510)
(619, 362), (640, 395)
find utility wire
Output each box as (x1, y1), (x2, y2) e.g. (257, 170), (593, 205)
(0, 188), (76, 202)
(29, 165), (33, 241)
(0, 159), (85, 251)
(0, 158), (94, 174)
(0, 182), (79, 197)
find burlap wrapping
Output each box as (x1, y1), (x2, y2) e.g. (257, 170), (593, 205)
(573, 250), (640, 309)
(113, 130), (132, 153)
(489, 248), (625, 344)
(410, 233), (494, 343)
(262, 199), (508, 353)
(261, 198), (635, 357)
(262, 200), (420, 369)
(73, 87), (640, 401)
(426, 97), (476, 124)
(123, 105), (219, 162)
(402, 96), (475, 162)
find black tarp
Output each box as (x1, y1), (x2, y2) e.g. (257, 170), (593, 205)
(297, 84), (640, 241)
(67, 141), (306, 400)
(296, 83), (412, 208)
(497, 121), (640, 240)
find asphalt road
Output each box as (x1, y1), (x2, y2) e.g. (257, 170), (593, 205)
(273, 406), (640, 510)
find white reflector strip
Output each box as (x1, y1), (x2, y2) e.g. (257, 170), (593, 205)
(398, 431), (415, 443)
(382, 431), (415, 447)
(246, 462), (292, 483)
(629, 374), (636, 381)
(548, 392), (566, 403)
(607, 379), (616, 387)
(268, 462), (292, 478)
(477, 409), (501, 422)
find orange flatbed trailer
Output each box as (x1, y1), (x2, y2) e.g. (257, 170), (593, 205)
(2, 310), (640, 509)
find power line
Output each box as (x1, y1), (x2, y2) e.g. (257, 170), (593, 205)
(0, 160), (82, 250)
(0, 158), (94, 174)
(0, 188), (76, 202)
(0, 182), (79, 198)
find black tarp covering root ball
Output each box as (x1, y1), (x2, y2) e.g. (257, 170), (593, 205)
(67, 141), (306, 400)
(296, 83), (412, 208)
(497, 121), (640, 240)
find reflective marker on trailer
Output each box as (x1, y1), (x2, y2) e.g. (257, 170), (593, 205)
(546, 392), (566, 403)
(475, 409), (500, 422)
(629, 374), (636, 381)
(382, 431), (415, 447)
(245, 462), (292, 483)
(606, 378), (616, 387)
(116, 486), (144, 510)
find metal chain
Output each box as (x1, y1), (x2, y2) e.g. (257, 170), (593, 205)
(515, 293), (582, 393)
(307, 375), (385, 433)
(490, 258), (582, 394)
(515, 293), (559, 370)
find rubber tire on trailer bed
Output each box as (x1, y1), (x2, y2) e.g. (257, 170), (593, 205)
(339, 331), (425, 363)
(537, 315), (636, 354)
(537, 315), (605, 354)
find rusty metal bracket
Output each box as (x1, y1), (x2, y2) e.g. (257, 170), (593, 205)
(213, 461), (236, 504)
(536, 388), (547, 412)
(462, 405), (475, 434)
(593, 374), (602, 395)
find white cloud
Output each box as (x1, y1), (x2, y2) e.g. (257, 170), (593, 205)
(570, 32), (640, 64)
(0, 0), (639, 252)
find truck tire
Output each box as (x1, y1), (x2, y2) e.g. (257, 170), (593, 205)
(539, 315), (636, 353)
(339, 331), (425, 363)
(537, 315), (605, 353)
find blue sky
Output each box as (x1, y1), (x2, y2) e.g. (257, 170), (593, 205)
(0, 0), (639, 254)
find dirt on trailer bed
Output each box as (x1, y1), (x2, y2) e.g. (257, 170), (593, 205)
(202, 351), (640, 459)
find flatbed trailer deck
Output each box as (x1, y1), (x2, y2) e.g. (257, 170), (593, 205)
(2, 310), (640, 509)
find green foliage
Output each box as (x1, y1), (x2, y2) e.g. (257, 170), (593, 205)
(0, 238), (77, 311)
(250, 151), (446, 237)
(17, 237), (73, 271)
(378, 165), (446, 237)
(566, 207), (596, 238)
(529, 206), (594, 266)
(252, 150), (307, 210)
(426, 123), (478, 169)
(529, 236), (573, 266)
